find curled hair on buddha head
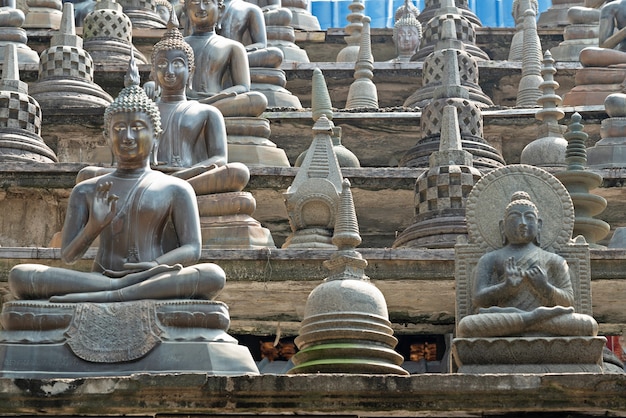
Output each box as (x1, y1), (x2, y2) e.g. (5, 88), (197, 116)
(505, 191), (538, 214)
(393, 13), (422, 41)
(104, 53), (162, 140)
(155, 0), (173, 14)
(151, 11), (195, 73)
(393, 0), (421, 40)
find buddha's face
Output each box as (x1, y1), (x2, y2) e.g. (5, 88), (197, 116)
(503, 203), (540, 245)
(109, 111), (155, 165)
(156, 4), (171, 23)
(154, 49), (189, 92)
(187, 0), (219, 30)
(395, 26), (420, 55)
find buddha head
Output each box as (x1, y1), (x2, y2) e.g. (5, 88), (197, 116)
(393, 12), (422, 58)
(152, 16), (195, 90)
(500, 191), (542, 247)
(155, 0), (173, 23)
(104, 56), (162, 165)
(185, 0), (223, 32)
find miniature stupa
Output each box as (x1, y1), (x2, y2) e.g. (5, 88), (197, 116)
(23, 0), (62, 29)
(516, 8), (543, 108)
(417, 0), (481, 28)
(116, 0), (166, 28)
(29, 2), (113, 110)
(296, 68), (360, 168)
(413, 0), (488, 62)
(283, 113), (343, 248)
(404, 13), (493, 109)
(83, 0), (148, 65)
(0, 43), (57, 163)
(399, 27), (504, 170)
(345, 16), (378, 110)
(393, 104), (481, 248)
(509, 0), (538, 61)
(289, 178), (408, 375)
(520, 50), (567, 167)
(0, 0), (39, 64)
(555, 113), (610, 247)
(336, 0), (364, 63)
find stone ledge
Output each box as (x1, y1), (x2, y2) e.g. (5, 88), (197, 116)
(0, 247), (624, 336)
(0, 373), (624, 416)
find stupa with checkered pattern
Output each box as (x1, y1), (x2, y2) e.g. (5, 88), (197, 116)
(29, 2), (113, 110)
(0, 43), (57, 163)
(83, 0), (148, 65)
(400, 17), (504, 170)
(413, 0), (488, 62)
(393, 102), (481, 249)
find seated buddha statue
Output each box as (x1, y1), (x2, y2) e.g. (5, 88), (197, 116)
(150, 16), (275, 247)
(217, 0), (301, 108)
(9, 60), (226, 303)
(150, 16), (249, 196)
(456, 191), (598, 338)
(564, 0), (626, 105)
(218, 0), (283, 68)
(181, 0), (290, 166)
(0, 58), (260, 378)
(182, 0), (267, 117)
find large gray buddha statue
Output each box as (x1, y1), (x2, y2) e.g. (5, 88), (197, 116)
(451, 165), (607, 373)
(10, 62), (226, 303)
(0, 58), (259, 377)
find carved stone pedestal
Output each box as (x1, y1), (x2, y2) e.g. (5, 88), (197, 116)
(452, 336), (607, 373)
(251, 67), (302, 109)
(225, 116), (290, 167)
(197, 192), (275, 249)
(0, 300), (259, 378)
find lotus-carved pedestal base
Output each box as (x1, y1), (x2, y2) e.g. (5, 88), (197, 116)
(452, 336), (607, 373)
(0, 299), (259, 378)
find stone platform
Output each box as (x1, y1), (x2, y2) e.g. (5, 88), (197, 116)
(0, 373), (624, 416)
(1, 246), (625, 338)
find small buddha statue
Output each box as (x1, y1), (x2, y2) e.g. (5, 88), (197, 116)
(456, 191), (598, 338)
(150, 15), (249, 195)
(182, 0), (267, 117)
(151, 15), (274, 247)
(389, 11), (421, 63)
(218, 0), (283, 68)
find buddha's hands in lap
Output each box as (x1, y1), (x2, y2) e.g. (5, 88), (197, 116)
(505, 257), (523, 287)
(198, 91), (237, 105)
(103, 263), (184, 288)
(89, 182), (118, 231)
(170, 163), (218, 180)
